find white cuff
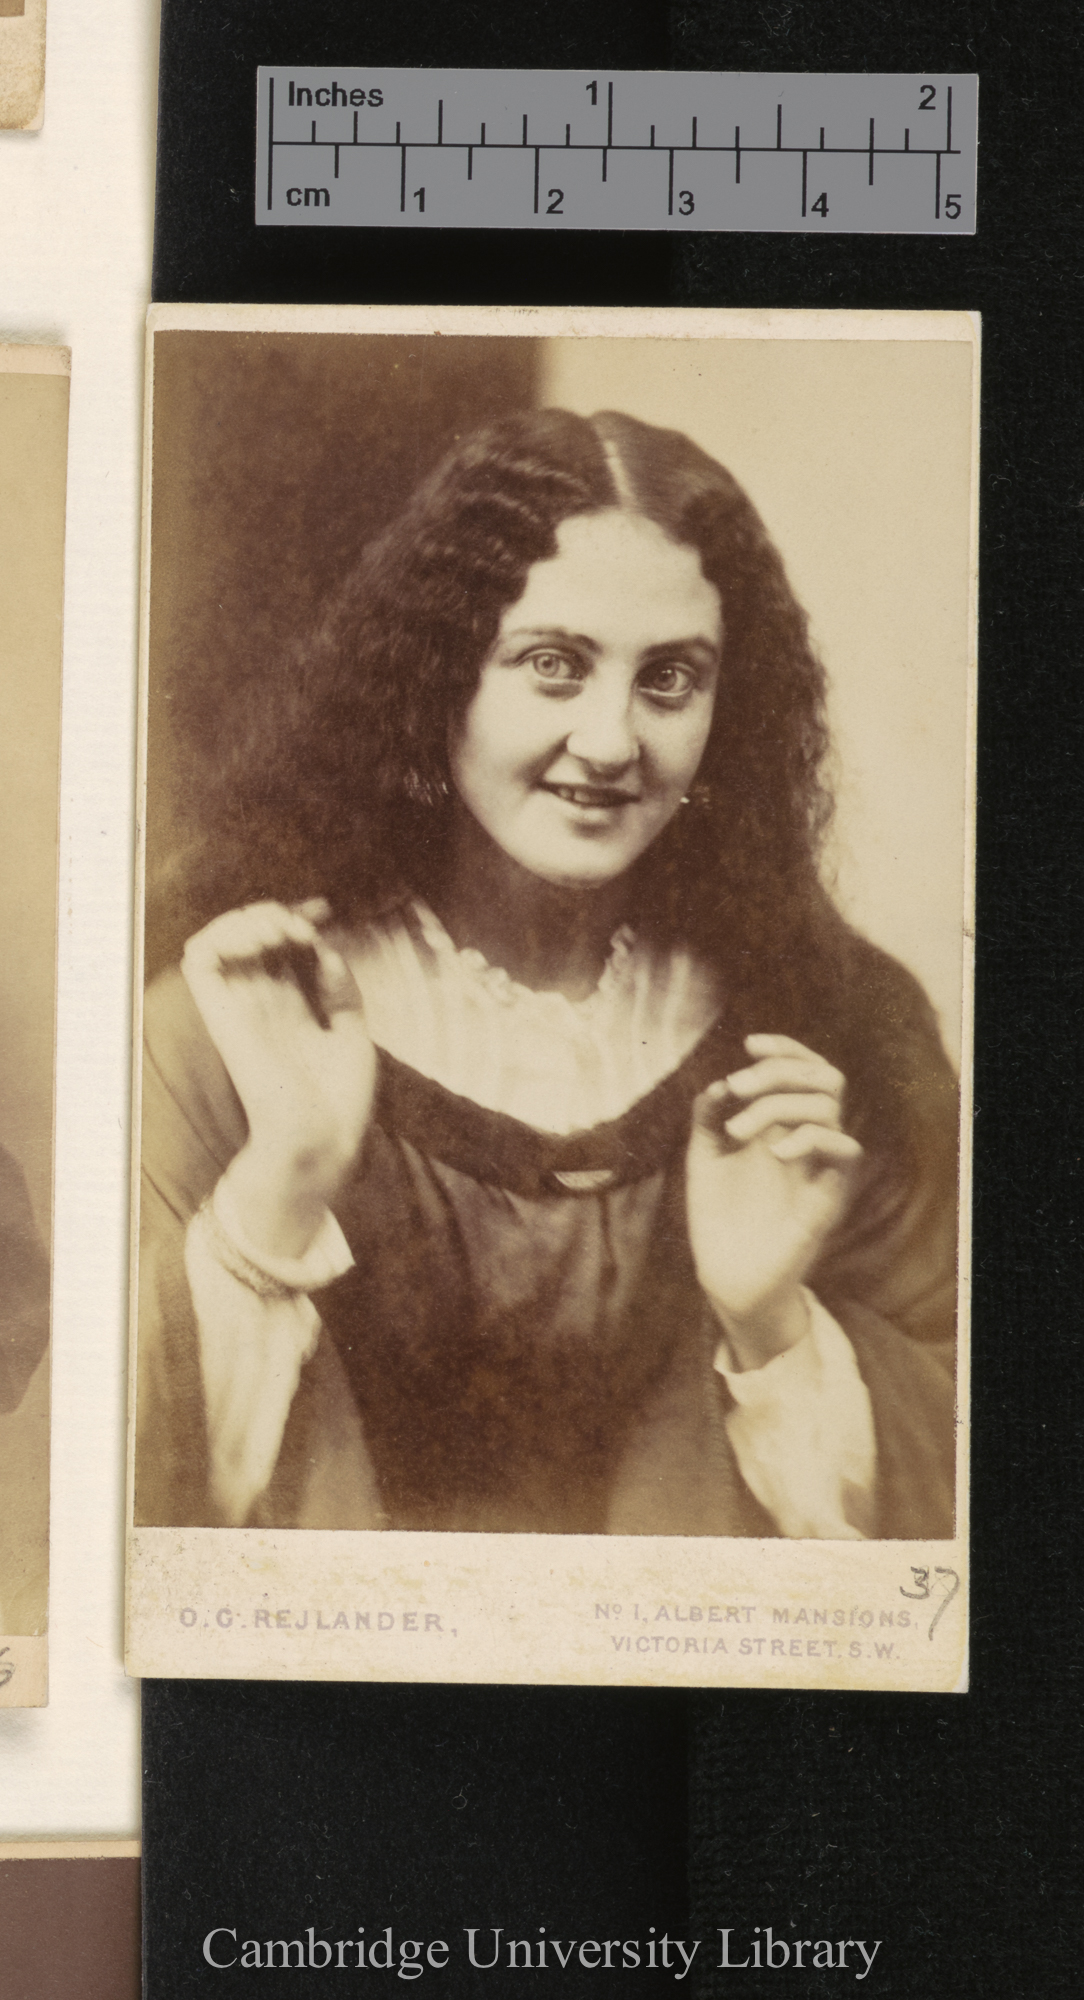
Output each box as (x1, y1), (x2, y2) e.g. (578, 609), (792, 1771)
(714, 1290), (877, 1538)
(212, 1174), (355, 1293)
(187, 1203), (329, 1524)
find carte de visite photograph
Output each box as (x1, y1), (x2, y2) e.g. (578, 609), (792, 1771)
(126, 303), (975, 1691)
(0, 0), (47, 130)
(0, 343), (69, 1708)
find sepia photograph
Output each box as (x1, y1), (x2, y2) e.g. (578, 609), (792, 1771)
(0, 0), (47, 131)
(0, 343), (67, 1707)
(127, 305), (975, 1689)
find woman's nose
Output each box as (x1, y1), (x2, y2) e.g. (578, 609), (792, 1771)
(565, 685), (639, 771)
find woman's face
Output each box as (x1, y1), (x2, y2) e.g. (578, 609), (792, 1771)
(448, 510), (722, 893)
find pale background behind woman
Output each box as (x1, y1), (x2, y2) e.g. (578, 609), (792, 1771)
(544, 334), (972, 1066)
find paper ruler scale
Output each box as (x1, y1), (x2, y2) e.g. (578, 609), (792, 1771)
(255, 69), (978, 234)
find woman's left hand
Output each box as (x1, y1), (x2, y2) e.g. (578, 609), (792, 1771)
(686, 1033), (862, 1372)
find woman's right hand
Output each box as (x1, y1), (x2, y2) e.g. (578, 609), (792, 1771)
(181, 899), (377, 1260)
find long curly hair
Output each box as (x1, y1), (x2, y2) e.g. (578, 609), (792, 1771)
(158, 408), (873, 1031)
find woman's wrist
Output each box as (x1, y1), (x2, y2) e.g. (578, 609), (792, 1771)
(708, 1283), (811, 1373)
(219, 1141), (344, 1262)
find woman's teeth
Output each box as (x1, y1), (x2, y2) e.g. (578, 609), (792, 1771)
(548, 785), (630, 807)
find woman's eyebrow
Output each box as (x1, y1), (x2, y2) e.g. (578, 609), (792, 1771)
(500, 628), (721, 660)
(641, 635), (722, 665)
(500, 626), (601, 653)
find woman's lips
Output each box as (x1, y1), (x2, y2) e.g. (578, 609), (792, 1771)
(541, 782), (640, 809)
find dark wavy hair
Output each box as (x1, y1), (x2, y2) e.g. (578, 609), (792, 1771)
(160, 409), (868, 1027)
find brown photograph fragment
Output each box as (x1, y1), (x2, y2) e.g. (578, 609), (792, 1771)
(0, 342), (68, 1706)
(0, 0), (46, 130)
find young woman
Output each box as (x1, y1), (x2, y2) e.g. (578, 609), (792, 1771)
(136, 408), (958, 1539)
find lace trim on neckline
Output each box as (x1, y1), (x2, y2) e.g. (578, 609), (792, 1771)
(410, 899), (638, 1016)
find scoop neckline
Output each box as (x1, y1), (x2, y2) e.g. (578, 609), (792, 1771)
(366, 1011), (743, 1200)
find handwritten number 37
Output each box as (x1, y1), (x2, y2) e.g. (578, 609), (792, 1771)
(901, 1566), (961, 1640)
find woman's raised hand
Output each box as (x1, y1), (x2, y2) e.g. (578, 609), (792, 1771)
(181, 900), (377, 1260)
(686, 1033), (862, 1372)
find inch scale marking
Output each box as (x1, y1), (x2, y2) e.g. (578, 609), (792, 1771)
(256, 69), (977, 234)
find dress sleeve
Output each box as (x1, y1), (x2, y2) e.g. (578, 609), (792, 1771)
(184, 1189), (354, 1526)
(714, 1291), (877, 1538)
(700, 937), (959, 1541)
(136, 971), (245, 1523)
(135, 971), (382, 1529)
(800, 939), (961, 1537)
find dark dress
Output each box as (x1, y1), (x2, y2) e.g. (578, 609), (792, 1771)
(135, 938), (959, 1539)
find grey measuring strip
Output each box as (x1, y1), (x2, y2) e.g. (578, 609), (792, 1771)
(255, 70), (977, 234)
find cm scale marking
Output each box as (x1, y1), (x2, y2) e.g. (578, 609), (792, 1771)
(255, 69), (978, 234)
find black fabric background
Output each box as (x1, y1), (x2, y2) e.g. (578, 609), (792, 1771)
(144, 2), (1082, 1993)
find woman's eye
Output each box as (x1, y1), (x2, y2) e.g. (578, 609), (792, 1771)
(527, 651), (583, 684)
(639, 661), (696, 702)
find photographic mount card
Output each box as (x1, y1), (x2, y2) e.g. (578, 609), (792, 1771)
(0, 342), (69, 1710)
(0, 0), (47, 130)
(126, 303), (975, 1691)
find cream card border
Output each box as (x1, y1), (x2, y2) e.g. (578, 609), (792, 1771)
(126, 304), (976, 1692)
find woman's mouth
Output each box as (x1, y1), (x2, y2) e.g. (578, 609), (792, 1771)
(542, 783), (639, 810)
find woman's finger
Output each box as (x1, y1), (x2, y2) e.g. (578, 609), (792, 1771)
(744, 1033), (830, 1062)
(184, 902), (322, 977)
(690, 1079), (741, 1141)
(726, 1054), (845, 1101)
(724, 1092), (843, 1144)
(189, 904), (308, 963)
(182, 901), (363, 1036)
(229, 909), (322, 961)
(310, 937), (363, 1018)
(768, 1125), (863, 1165)
(234, 936), (362, 1031)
